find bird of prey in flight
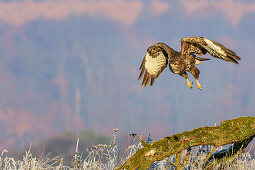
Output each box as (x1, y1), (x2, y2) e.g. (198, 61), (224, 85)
(138, 37), (240, 90)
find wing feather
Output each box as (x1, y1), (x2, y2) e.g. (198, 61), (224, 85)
(138, 45), (168, 87)
(142, 71), (147, 86)
(139, 57), (145, 70)
(138, 58), (145, 81)
(138, 67), (145, 81)
(150, 75), (156, 86)
(181, 37), (241, 64)
(145, 73), (150, 87)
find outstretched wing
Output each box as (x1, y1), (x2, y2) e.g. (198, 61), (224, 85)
(138, 44), (168, 87)
(181, 37), (241, 64)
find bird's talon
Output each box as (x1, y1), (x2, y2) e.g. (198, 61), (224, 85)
(196, 79), (202, 90)
(187, 79), (193, 89)
(197, 84), (202, 90)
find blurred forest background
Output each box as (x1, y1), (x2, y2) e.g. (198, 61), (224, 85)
(0, 0), (255, 159)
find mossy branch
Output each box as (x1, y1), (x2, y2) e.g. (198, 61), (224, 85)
(117, 117), (255, 170)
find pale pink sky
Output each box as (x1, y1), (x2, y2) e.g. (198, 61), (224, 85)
(0, 0), (143, 25)
(151, 0), (171, 16)
(0, 0), (255, 26)
(180, 0), (255, 26)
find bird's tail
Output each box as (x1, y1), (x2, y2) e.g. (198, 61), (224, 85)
(195, 57), (210, 65)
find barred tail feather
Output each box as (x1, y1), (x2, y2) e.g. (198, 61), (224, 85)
(195, 57), (210, 65)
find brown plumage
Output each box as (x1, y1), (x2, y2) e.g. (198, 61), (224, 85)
(138, 37), (241, 90)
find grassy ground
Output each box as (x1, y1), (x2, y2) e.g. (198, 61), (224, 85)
(1, 131), (255, 169)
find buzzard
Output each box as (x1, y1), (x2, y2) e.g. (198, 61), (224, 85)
(138, 37), (240, 90)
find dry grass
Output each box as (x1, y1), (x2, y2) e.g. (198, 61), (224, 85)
(1, 131), (254, 170)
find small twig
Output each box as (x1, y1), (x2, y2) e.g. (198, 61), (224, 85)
(115, 134), (138, 167)
(205, 145), (217, 163)
(165, 161), (175, 169)
(174, 152), (182, 169)
(181, 147), (191, 169)
(73, 138), (80, 169)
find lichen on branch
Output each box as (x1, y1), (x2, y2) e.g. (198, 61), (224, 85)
(117, 117), (255, 170)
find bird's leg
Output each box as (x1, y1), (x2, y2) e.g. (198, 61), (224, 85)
(181, 72), (193, 89)
(196, 79), (202, 90)
(190, 66), (202, 90)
